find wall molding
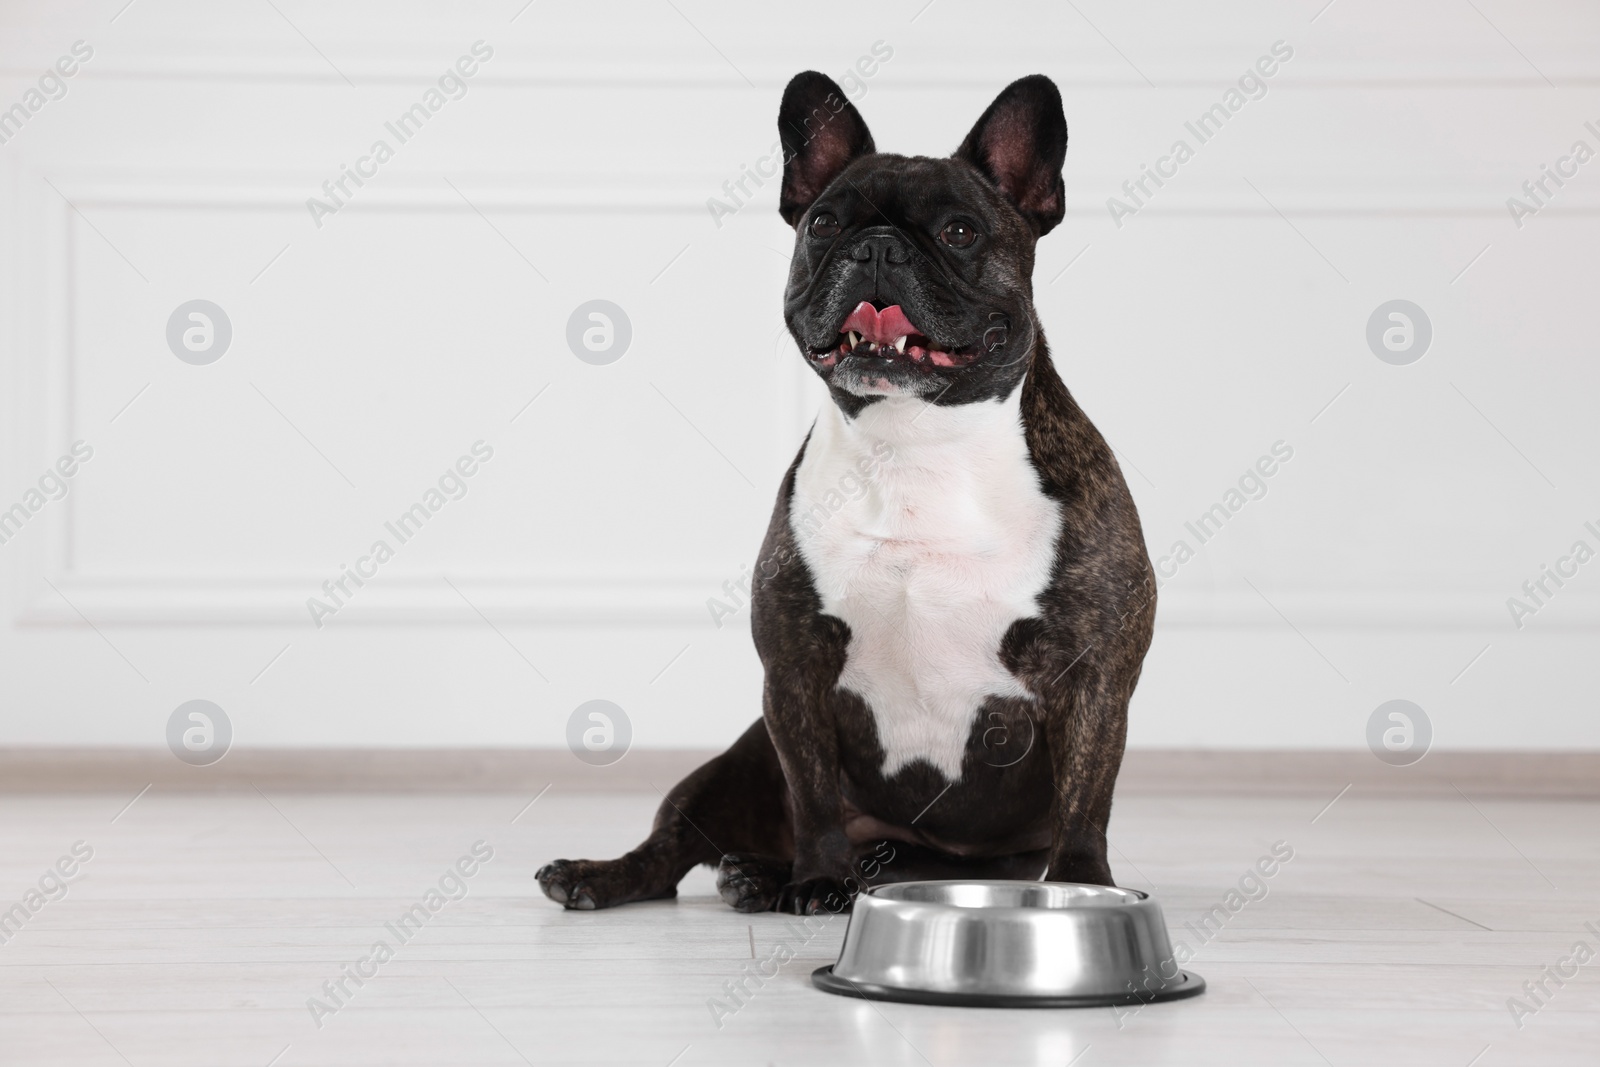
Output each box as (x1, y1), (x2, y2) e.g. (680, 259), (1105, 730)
(13, 172), (814, 627)
(48, 52), (1600, 91)
(48, 173), (1600, 218)
(15, 176), (1599, 629)
(19, 573), (1600, 629)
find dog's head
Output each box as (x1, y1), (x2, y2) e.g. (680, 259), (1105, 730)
(779, 72), (1067, 413)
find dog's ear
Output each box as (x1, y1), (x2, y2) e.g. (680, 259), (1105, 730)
(778, 71), (875, 227)
(954, 75), (1068, 236)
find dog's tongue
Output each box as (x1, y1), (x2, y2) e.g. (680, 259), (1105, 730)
(840, 301), (919, 345)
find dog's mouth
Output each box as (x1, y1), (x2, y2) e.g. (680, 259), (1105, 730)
(808, 301), (984, 370)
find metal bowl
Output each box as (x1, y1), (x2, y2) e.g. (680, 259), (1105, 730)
(812, 880), (1204, 1008)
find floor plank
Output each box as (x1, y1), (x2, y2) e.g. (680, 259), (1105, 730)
(0, 789), (1595, 1065)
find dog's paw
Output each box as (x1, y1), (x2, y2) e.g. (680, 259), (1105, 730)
(536, 859), (601, 909)
(537, 858), (673, 911)
(716, 853), (792, 913)
(775, 875), (856, 916)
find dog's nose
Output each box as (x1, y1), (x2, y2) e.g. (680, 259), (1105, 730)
(850, 229), (911, 266)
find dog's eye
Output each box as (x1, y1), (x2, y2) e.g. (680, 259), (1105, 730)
(940, 221), (977, 248)
(809, 212), (841, 239)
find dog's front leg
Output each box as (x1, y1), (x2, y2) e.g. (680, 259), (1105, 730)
(761, 666), (856, 915)
(1041, 669), (1131, 887)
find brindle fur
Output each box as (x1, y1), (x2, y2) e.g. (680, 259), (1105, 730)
(538, 72), (1155, 915)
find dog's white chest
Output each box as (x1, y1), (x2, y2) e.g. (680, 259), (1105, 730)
(790, 391), (1062, 781)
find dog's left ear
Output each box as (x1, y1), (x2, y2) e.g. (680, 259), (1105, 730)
(954, 75), (1068, 236)
(778, 71), (876, 227)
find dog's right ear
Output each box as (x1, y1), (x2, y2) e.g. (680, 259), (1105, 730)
(778, 71), (875, 228)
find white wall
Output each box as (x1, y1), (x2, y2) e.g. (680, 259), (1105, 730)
(2, 0), (1597, 751)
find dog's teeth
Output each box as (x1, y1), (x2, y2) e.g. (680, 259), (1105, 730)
(848, 331), (861, 348)
(894, 336), (907, 353)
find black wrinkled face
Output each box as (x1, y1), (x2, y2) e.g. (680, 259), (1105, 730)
(784, 154), (1039, 412)
(774, 71), (1067, 416)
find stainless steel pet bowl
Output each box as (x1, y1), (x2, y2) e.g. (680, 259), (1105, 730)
(813, 880), (1204, 1007)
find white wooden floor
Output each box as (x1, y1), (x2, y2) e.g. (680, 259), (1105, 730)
(1, 787), (1595, 1066)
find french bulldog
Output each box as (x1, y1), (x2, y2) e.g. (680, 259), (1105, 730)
(538, 71), (1155, 914)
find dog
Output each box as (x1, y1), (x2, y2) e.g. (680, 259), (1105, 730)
(537, 71), (1155, 915)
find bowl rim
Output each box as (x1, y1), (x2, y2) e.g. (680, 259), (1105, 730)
(862, 879), (1152, 913)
